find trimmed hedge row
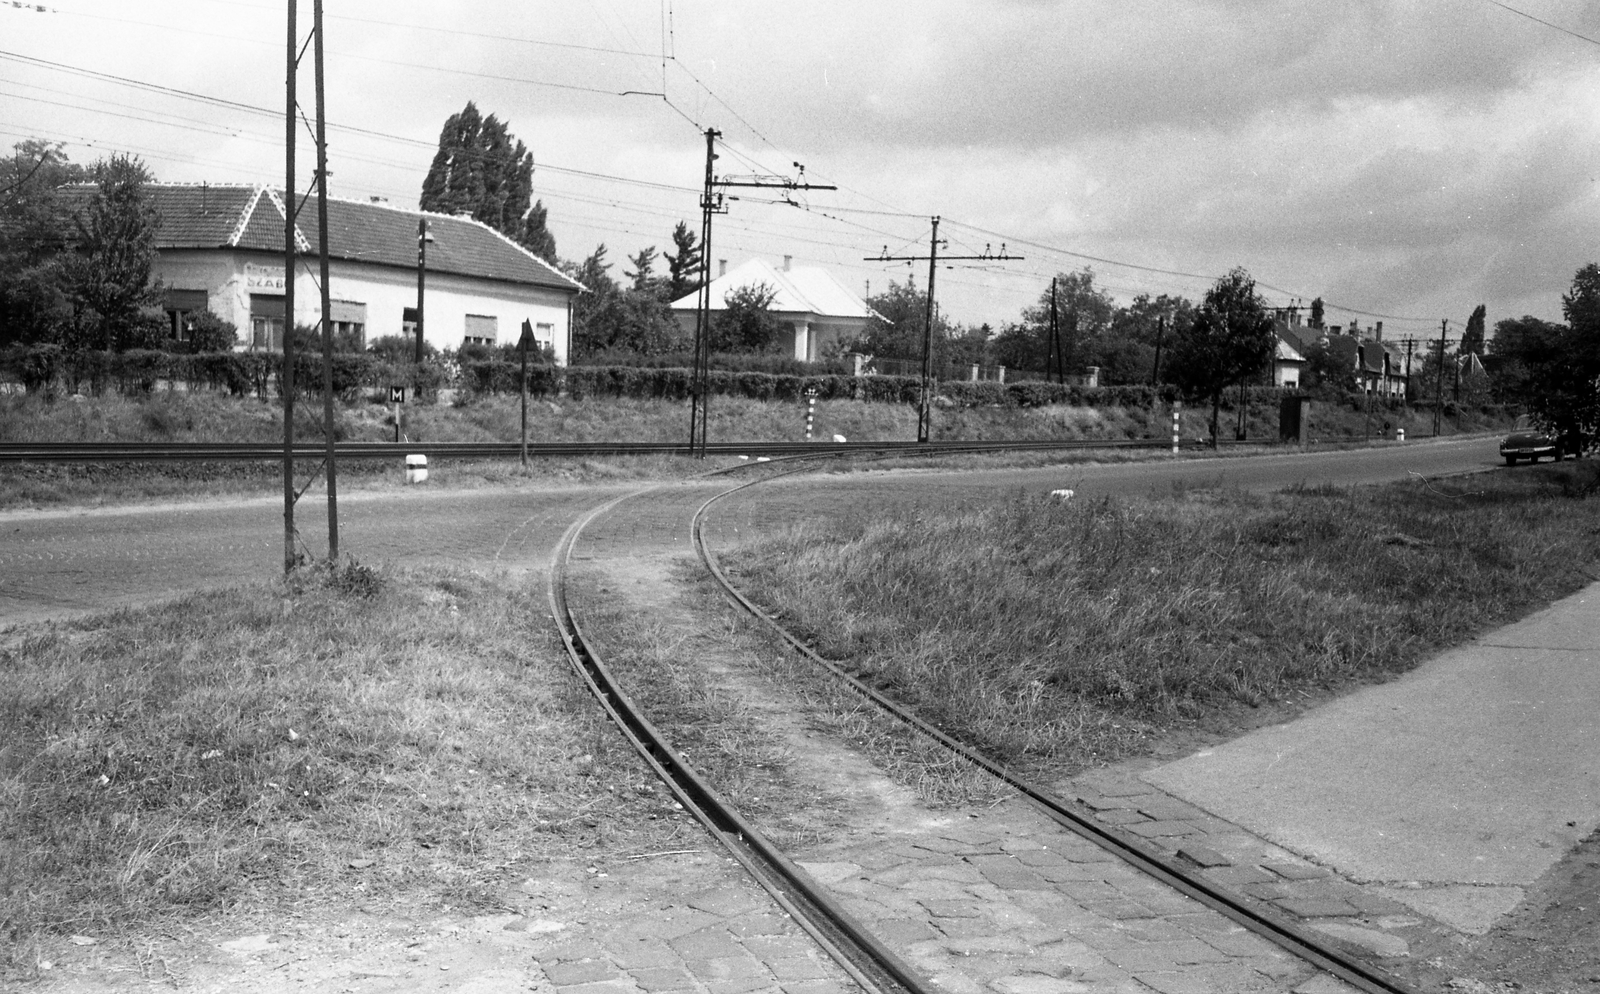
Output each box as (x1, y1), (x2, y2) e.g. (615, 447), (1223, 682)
(0, 345), (1221, 411)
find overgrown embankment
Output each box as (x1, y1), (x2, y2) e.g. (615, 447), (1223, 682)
(728, 460), (1600, 775)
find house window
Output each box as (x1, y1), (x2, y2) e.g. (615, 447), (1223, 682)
(164, 289), (208, 342)
(463, 314), (497, 347)
(331, 300), (366, 351)
(535, 322), (554, 346)
(249, 294), (285, 351)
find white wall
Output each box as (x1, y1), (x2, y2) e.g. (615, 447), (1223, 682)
(154, 250), (575, 364)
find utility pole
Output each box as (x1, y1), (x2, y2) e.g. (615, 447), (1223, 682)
(282, 0), (297, 574)
(1401, 337), (1417, 412)
(281, 0), (338, 571)
(1047, 276), (1060, 383)
(1150, 315), (1166, 387)
(688, 128), (834, 456)
(869, 228), (1020, 442)
(1433, 319), (1448, 437)
(313, 0), (337, 562)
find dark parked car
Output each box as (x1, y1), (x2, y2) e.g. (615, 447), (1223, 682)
(1499, 417), (1587, 465)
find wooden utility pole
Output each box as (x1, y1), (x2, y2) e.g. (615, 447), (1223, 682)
(1433, 319), (1448, 437)
(869, 231), (1020, 442)
(1150, 315), (1166, 387)
(688, 129), (834, 456)
(282, 0), (297, 574)
(313, 0), (337, 562)
(1048, 276), (1060, 383)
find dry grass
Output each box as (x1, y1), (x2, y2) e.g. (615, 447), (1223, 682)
(727, 461), (1600, 775)
(0, 564), (681, 977)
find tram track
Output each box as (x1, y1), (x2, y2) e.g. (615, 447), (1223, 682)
(547, 451), (1427, 994)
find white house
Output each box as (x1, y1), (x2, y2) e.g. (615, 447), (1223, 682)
(669, 257), (880, 361)
(133, 184), (583, 363)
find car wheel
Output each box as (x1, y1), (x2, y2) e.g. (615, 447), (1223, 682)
(1505, 455), (1517, 466)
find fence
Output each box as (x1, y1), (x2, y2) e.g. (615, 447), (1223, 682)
(862, 356), (1007, 382)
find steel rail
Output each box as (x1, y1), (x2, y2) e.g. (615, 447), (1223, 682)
(546, 484), (939, 994)
(0, 437), (1198, 463)
(689, 472), (1421, 994)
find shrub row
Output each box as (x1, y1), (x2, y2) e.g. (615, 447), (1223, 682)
(4, 345), (1326, 412)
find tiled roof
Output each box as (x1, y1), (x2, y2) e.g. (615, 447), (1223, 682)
(1275, 336), (1307, 363)
(669, 259), (882, 321)
(62, 183), (581, 294)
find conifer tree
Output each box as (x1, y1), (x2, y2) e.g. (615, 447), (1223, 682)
(420, 102), (555, 261)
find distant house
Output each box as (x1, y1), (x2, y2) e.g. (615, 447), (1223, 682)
(1322, 326), (1407, 397)
(1273, 336), (1307, 389)
(668, 257), (880, 361)
(92, 184), (584, 362)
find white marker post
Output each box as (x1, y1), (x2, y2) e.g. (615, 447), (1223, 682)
(804, 387), (818, 441)
(1172, 399), (1181, 454)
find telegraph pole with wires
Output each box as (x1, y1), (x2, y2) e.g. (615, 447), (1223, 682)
(281, 0), (339, 571)
(687, 128), (836, 457)
(868, 224), (1021, 443)
(1433, 319), (1449, 437)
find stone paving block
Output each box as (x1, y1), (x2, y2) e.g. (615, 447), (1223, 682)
(686, 887), (768, 917)
(603, 935), (679, 969)
(919, 898), (982, 918)
(1077, 778), (1154, 798)
(544, 960), (620, 986)
(670, 929), (747, 961)
(1263, 861), (1331, 881)
(1136, 962), (1279, 993)
(1036, 861), (1111, 883)
(1345, 891), (1416, 916)
(1175, 843), (1230, 868)
(727, 917), (788, 938)
(1056, 842), (1120, 864)
(1108, 884), (1201, 917)
(766, 957), (829, 982)
(850, 849), (911, 872)
(1054, 879), (1122, 903)
(968, 855), (1052, 891)
(1115, 918), (1193, 943)
(1203, 864), (1278, 888)
(629, 966), (694, 991)
(1124, 819), (1203, 839)
(990, 976), (1097, 994)
(1242, 881), (1294, 901)
(685, 956), (768, 982)
(1293, 974), (1366, 994)
(928, 916), (998, 939)
(870, 918), (940, 944)
(1274, 895), (1359, 918)
(1091, 808), (1151, 826)
(793, 862), (860, 886)
(1074, 793), (1142, 811)
(532, 939), (610, 963)
(1078, 899), (1157, 920)
(621, 910), (724, 942)
(997, 836), (1046, 852)
(1071, 924), (1145, 951)
(1195, 929), (1277, 958)
(708, 979), (773, 994)
(1309, 921), (1410, 959)
(911, 836), (971, 855)
(901, 878), (981, 901)
(940, 935), (1035, 957)
(555, 982), (645, 994)
(779, 981), (848, 994)
(740, 936), (815, 962)
(926, 971), (984, 994)
(1009, 848), (1067, 868)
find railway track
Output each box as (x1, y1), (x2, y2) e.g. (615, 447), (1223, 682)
(547, 457), (1421, 994)
(0, 437), (1200, 463)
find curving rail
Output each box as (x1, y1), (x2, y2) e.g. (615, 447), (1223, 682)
(546, 484), (939, 994)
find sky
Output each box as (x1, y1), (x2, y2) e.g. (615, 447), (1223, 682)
(4, 0), (1599, 347)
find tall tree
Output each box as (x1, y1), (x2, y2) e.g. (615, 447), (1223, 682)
(0, 140), (86, 346)
(626, 246), (664, 298)
(1309, 297), (1325, 330)
(419, 102), (555, 261)
(1166, 267), (1276, 443)
(710, 283), (782, 353)
(663, 221), (702, 302)
(61, 154), (163, 351)
(989, 268), (1114, 376)
(1460, 304), (1487, 356)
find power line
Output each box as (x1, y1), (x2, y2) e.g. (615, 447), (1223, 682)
(1480, 0), (1600, 47)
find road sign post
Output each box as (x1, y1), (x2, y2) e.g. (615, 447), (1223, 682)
(389, 386), (405, 443)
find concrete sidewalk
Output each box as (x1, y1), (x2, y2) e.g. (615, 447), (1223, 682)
(1142, 579), (1600, 936)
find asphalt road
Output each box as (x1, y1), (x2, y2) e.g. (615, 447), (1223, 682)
(0, 435), (1500, 626)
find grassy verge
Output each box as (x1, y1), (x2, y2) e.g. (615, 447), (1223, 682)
(0, 564), (680, 978)
(725, 461), (1600, 776)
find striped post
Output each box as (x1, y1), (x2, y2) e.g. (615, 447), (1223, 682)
(805, 388), (818, 441)
(1172, 400), (1181, 454)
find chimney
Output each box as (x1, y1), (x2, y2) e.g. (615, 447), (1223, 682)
(719, 259), (727, 278)
(1375, 320), (1383, 340)
(783, 255), (792, 272)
